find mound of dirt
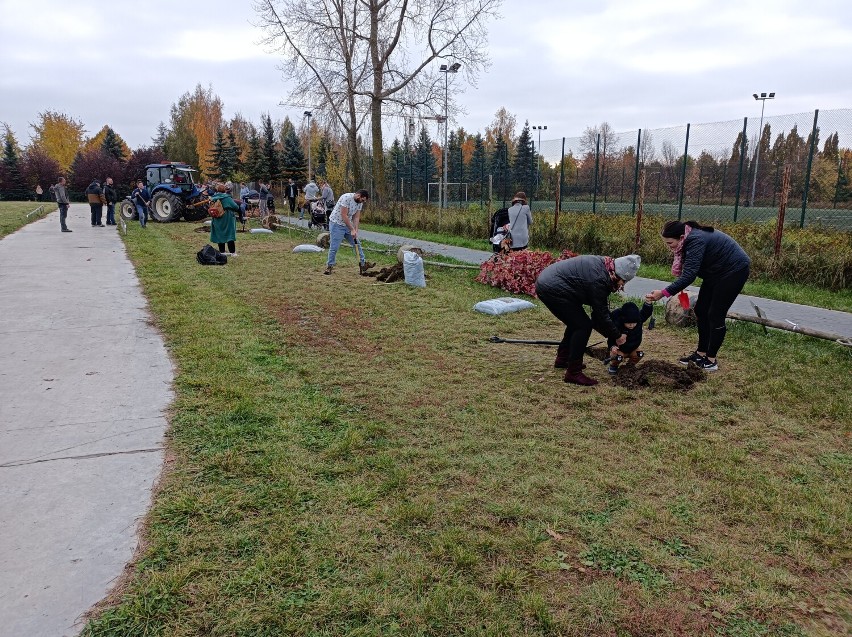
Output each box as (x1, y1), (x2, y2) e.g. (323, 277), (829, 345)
(365, 262), (405, 282)
(612, 360), (705, 391)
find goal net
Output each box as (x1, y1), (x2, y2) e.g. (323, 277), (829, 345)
(427, 182), (469, 205)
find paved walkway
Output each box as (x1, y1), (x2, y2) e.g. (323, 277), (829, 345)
(0, 205), (172, 636)
(292, 220), (852, 339)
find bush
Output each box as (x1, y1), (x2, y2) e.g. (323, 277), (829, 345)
(476, 249), (578, 297)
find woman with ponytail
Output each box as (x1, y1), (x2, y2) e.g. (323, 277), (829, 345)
(646, 220), (750, 371)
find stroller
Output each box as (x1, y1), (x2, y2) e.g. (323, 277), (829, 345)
(307, 199), (328, 230)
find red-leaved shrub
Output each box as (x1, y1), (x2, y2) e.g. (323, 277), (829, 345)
(476, 249), (578, 297)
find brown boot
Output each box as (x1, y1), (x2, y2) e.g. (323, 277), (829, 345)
(563, 360), (598, 386)
(359, 261), (375, 275)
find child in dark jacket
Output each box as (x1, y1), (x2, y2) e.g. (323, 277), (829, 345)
(606, 301), (653, 374)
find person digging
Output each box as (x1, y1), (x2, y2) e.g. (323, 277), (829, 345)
(535, 254), (641, 386)
(323, 189), (375, 276)
(605, 301), (654, 375)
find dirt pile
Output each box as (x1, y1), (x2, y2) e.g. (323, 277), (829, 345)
(365, 262), (405, 283)
(613, 360), (705, 391)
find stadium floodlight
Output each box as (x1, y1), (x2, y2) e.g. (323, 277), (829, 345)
(750, 92), (775, 207)
(304, 111), (313, 180)
(532, 125), (547, 195)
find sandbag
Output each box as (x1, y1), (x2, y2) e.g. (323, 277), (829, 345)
(293, 244), (324, 253)
(250, 228), (273, 234)
(402, 251), (426, 287)
(474, 297), (535, 315)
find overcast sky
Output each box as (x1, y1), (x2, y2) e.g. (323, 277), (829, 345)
(1, 0), (850, 158)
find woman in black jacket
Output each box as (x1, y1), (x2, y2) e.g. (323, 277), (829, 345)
(646, 220), (751, 371)
(536, 254), (640, 386)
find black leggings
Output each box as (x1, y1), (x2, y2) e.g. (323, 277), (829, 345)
(695, 266), (749, 358)
(217, 241), (236, 254)
(537, 290), (594, 361)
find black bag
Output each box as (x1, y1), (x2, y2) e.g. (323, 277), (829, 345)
(196, 244), (227, 266)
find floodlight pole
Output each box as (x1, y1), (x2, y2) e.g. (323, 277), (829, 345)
(532, 125), (547, 196)
(304, 110), (313, 181)
(439, 62), (461, 209)
(749, 92), (774, 207)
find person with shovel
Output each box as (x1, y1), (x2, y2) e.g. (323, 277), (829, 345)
(323, 189), (375, 276)
(645, 220), (750, 372)
(535, 254), (641, 386)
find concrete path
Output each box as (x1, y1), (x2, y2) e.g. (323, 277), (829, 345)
(0, 205), (173, 636)
(293, 219), (852, 339)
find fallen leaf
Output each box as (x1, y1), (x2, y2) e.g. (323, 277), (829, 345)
(546, 528), (563, 541)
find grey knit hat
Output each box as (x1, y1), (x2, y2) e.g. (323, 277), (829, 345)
(614, 254), (641, 282)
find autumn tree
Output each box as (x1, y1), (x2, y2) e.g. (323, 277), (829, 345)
(82, 125), (130, 160)
(22, 147), (61, 193)
(163, 84), (223, 176)
(255, 0), (501, 205)
(30, 111), (86, 173)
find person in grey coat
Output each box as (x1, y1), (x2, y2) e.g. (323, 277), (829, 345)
(536, 254), (641, 386)
(646, 220), (751, 372)
(54, 176), (72, 232)
(503, 191), (533, 250)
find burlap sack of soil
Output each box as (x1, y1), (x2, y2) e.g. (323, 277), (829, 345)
(665, 291), (698, 327)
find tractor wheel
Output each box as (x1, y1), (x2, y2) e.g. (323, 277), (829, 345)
(150, 191), (183, 222)
(118, 200), (137, 221)
(182, 204), (209, 222)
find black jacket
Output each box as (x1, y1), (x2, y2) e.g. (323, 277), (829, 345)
(103, 184), (117, 204)
(607, 302), (653, 353)
(285, 183), (298, 198)
(665, 228), (751, 296)
(535, 255), (621, 339)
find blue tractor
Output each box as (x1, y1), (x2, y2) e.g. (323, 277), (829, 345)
(119, 162), (210, 223)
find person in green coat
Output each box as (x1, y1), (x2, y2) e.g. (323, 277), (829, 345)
(210, 183), (239, 256)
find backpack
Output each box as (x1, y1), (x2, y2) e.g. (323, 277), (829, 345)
(196, 244), (227, 266)
(208, 199), (226, 218)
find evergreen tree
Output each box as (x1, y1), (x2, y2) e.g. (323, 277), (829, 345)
(152, 122), (168, 151)
(412, 125), (437, 201)
(101, 127), (126, 161)
(245, 127), (266, 181)
(468, 133), (487, 201)
(386, 138), (406, 199)
(512, 121), (536, 195)
(1, 127), (29, 200)
(207, 127), (229, 180)
(261, 113), (279, 182)
(225, 128), (241, 174)
(315, 134), (331, 178)
(280, 127), (307, 182)
(490, 135), (511, 204)
(447, 131), (463, 185)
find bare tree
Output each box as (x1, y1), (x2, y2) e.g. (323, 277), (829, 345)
(255, 0), (501, 203)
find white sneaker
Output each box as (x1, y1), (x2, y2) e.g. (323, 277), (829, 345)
(227, 252), (238, 257)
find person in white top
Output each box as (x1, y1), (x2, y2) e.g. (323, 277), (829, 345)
(324, 189), (374, 275)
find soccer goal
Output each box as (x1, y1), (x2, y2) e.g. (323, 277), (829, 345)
(427, 182), (469, 206)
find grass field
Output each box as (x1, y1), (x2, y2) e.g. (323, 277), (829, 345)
(0, 201), (57, 239)
(359, 222), (852, 313)
(82, 221), (850, 636)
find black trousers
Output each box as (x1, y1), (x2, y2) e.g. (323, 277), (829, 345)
(59, 204), (69, 230)
(89, 203), (103, 225)
(537, 289), (595, 361)
(288, 197), (296, 213)
(695, 266), (749, 358)
(217, 241), (236, 254)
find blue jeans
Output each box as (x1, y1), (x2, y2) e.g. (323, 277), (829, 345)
(106, 203), (115, 225)
(326, 223), (365, 266)
(135, 203), (148, 226)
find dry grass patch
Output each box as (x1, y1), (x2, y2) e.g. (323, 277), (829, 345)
(83, 221), (851, 637)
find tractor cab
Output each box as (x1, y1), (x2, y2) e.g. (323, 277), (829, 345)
(146, 163), (198, 193)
